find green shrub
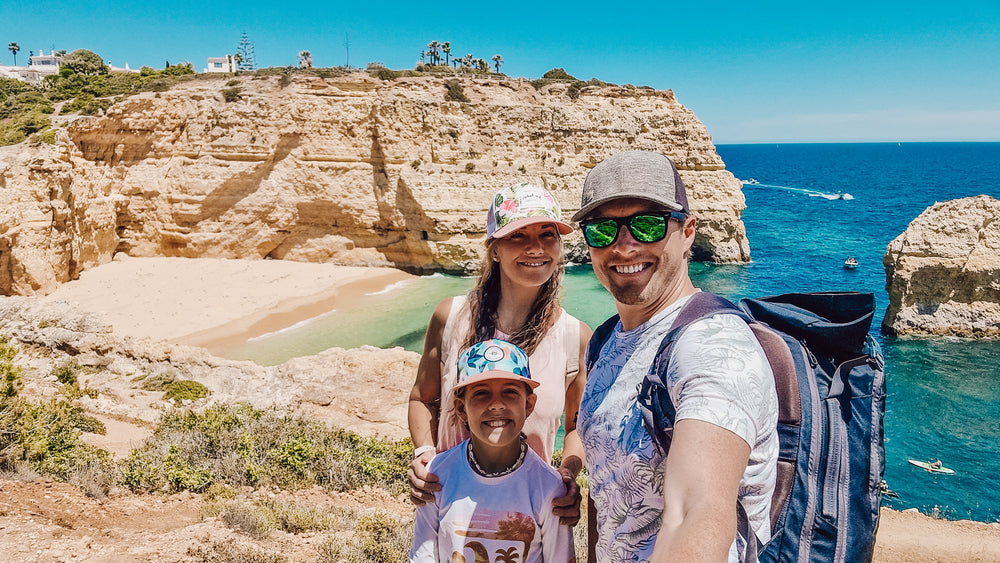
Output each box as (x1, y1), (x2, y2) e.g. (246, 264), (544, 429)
(186, 541), (288, 563)
(371, 68), (402, 81)
(53, 364), (77, 386)
(0, 396), (110, 481)
(60, 94), (113, 116)
(61, 49), (109, 75)
(35, 129), (57, 145)
(317, 510), (412, 563)
(161, 62), (195, 76)
(146, 78), (173, 92)
(0, 336), (23, 398)
(164, 380), (209, 401)
(0, 77), (32, 104)
(122, 403), (411, 494)
(543, 67), (577, 80)
(444, 79), (469, 102)
(221, 87), (242, 102)
(216, 497), (339, 538)
(0, 110), (51, 146)
(137, 370), (177, 391)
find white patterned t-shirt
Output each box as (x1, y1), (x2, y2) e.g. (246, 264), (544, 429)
(410, 440), (575, 563)
(578, 293), (778, 563)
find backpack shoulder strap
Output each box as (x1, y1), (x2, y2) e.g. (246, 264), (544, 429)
(585, 314), (620, 373)
(640, 292), (747, 453)
(641, 292), (765, 556)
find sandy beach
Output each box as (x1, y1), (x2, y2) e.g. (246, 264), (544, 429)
(43, 256), (415, 349)
(46, 257), (415, 348)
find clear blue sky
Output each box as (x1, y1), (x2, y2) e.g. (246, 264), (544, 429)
(4, 0), (998, 143)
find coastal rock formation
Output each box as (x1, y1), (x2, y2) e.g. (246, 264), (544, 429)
(0, 72), (750, 296)
(0, 296), (418, 439)
(882, 195), (1000, 338)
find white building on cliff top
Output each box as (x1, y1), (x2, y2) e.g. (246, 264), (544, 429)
(205, 56), (234, 73)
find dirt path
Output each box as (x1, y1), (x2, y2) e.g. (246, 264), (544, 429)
(2, 479), (998, 562)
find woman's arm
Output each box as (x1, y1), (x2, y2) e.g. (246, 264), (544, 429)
(551, 320), (592, 526)
(406, 297), (451, 505)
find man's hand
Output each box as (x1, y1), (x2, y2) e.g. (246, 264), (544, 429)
(407, 450), (441, 506)
(551, 466), (582, 526)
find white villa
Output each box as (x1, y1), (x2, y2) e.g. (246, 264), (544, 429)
(0, 49), (63, 83)
(0, 49), (137, 83)
(205, 55), (234, 73)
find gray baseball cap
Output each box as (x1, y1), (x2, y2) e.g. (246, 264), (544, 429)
(572, 151), (689, 222)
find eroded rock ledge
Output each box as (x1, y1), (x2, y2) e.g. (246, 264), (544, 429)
(1, 72), (750, 296)
(882, 195), (1000, 338)
(0, 296), (417, 440)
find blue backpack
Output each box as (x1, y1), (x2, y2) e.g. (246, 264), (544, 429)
(586, 292), (886, 563)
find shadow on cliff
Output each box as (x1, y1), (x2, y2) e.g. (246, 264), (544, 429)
(189, 134), (302, 226)
(367, 107), (438, 273)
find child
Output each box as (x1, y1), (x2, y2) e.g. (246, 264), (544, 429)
(410, 339), (575, 563)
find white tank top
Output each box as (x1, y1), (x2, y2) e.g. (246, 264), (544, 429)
(436, 295), (580, 463)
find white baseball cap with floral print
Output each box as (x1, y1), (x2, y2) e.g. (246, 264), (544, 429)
(486, 182), (574, 239)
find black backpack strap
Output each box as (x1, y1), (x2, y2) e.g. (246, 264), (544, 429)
(585, 314), (620, 373)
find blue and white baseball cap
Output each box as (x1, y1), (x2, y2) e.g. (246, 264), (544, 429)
(456, 339), (539, 391)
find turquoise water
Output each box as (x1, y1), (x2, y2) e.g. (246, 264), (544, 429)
(219, 142), (1000, 523)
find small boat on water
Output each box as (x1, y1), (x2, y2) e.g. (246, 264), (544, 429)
(908, 458), (955, 475)
(844, 257), (859, 269)
(744, 178), (759, 185)
(838, 193), (854, 200)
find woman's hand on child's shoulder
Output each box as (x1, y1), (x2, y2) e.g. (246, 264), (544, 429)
(408, 449), (441, 506)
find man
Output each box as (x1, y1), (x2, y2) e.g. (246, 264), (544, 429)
(574, 151), (778, 562)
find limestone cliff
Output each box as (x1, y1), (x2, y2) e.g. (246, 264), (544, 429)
(883, 195), (1000, 338)
(0, 72), (750, 296)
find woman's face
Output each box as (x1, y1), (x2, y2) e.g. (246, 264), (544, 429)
(492, 222), (562, 289)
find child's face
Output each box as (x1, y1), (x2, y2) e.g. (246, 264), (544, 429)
(457, 379), (536, 448)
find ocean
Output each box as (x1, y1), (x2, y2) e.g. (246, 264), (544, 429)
(215, 142), (1000, 523)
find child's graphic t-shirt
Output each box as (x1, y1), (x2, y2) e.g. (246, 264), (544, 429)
(410, 440), (575, 563)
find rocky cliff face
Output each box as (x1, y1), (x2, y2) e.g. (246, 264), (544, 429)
(883, 195), (1000, 338)
(0, 72), (750, 296)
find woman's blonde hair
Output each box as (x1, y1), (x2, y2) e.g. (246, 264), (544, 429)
(463, 236), (565, 355)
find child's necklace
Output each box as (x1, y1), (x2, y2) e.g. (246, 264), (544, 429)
(467, 436), (527, 478)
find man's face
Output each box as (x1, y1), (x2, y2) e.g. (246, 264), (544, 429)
(584, 198), (695, 308)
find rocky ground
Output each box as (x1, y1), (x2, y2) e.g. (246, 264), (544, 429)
(2, 270), (999, 562)
(1, 478), (999, 562)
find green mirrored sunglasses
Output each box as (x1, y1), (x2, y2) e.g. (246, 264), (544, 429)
(580, 212), (687, 248)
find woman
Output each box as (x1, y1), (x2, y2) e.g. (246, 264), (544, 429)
(407, 182), (591, 523)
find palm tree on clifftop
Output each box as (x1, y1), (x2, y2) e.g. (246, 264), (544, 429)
(442, 42), (451, 67)
(492, 54), (503, 73)
(298, 50), (313, 68)
(8, 42), (20, 66)
(427, 41), (440, 65)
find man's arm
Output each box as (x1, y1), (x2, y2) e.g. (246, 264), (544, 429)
(650, 418), (750, 563)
